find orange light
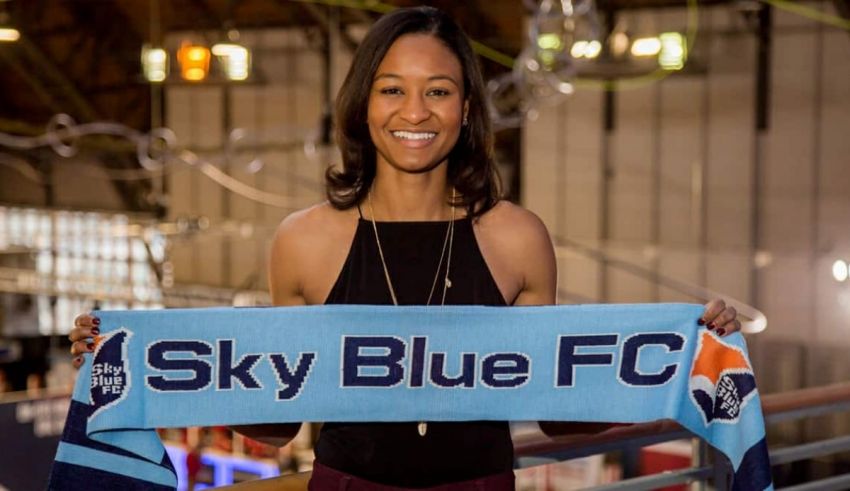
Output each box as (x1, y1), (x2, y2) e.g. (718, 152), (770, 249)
(177, 42), (210, 82)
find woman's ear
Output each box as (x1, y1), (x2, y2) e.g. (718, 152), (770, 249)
(462, 100), (470, 126)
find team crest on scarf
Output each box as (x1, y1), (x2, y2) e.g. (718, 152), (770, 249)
(689, 331), (758, 426)
(89, 328), (132, 418)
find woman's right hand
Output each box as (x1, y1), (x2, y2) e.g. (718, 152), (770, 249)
(69, 313), (100, 369)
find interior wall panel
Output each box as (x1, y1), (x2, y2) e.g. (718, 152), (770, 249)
(609, 84), (654, 243)
(165, 87), (197, 284)
(704, 8), (755, 253)
(229, 86), (263, 290)
(762, 30), (817, 253)
(522, 102), (560, 230)
(705, 251), (752, 304)
(562, 90), (603, 241)
(659, 78), (703, 247)
(607, 246), (655, 303)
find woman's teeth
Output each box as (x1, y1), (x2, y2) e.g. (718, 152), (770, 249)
(391, 131), (436, 140)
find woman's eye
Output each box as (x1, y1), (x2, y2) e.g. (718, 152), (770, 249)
(428, 88), (450, 97)
(380, 87), (402, 95)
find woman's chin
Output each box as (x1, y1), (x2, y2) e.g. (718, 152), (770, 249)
(380, 156), (448, 175)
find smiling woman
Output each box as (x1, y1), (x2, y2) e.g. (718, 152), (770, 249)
(66, 5), (743, 490)
(279, 7), (557, 489)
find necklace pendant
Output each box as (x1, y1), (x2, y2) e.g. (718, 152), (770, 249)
(417, 421), (428, 437)
(445, 278), (452, 288)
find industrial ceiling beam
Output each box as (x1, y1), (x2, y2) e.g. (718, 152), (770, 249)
(287, 0), (360, 52)
(188, 0), (226, 29)
(0, 48), (65, 116)
(14, 36), (100, 122)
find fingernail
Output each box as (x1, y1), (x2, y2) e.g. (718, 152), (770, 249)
(697, 318), (705, 326)
(86, 343), (94, 351)
(707, 322), (716, 330)
(92, 328), (100, 336)
(74, 356), (83, 364)
(92, 318), (100, 326)
(716, 328), (725, 336)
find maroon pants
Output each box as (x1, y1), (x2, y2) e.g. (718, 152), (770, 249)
(308, 462), (515, 491)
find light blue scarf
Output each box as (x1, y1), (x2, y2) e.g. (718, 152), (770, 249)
(48, 303), (772, 490)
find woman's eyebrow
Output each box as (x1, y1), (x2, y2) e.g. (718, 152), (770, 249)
(374, 73), (460, 87)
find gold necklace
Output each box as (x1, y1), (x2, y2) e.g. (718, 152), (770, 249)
(367, 189), (456, 437)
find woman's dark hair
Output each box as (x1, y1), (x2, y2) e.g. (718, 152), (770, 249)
(326, 6), (500, 218)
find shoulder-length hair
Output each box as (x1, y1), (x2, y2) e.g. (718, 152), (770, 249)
(326, 6), (500, 218)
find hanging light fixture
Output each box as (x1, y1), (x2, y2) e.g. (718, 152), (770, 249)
(518, 0), (600, 107)
(141, 44), (169, 82)
(571, 39), (602, 59)
(0, 10), (20, 42)
(658, 32), (687, 70)
(630, 37), (662, 57)
(177, 41), (211, 82)
(211, 43), (251, 81)
(212, 28), (251, 82)
(0, 26), (18, 42)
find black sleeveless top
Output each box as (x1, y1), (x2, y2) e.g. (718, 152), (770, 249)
(316, 215), (513, 487)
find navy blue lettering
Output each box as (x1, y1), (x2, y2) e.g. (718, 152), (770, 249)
(481, 353), (530, 388)
(556, 335), (618, 387)
(342, 337), (404, 387)
(217, 340), (262, 390)
(619, 333), (683, 386)
(430, 353), (476, 388)
(146, 340), (212, 391)
(269, 353), (316, 400)
(410, 336), (427, 388)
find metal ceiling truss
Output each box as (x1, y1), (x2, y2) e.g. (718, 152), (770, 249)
(1, 0), (156, 213)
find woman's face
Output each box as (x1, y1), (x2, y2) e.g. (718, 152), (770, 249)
(367, 33), (467, 176)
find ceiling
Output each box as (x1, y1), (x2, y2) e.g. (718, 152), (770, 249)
(0, 0), (846, 213)
(0, 0), (529, 132)
(0, 0), (762, 133)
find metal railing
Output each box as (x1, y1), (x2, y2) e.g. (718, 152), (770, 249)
(221, 382), (850, 490)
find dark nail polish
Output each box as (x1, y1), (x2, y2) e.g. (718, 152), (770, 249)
(707, 322), (716, 330)
(92, 328), (100, 336)
(93, 318), (100, 326)
(716, 328), (725, 336)
(697, 318), (705, 326)
(86, 343), (94, 351)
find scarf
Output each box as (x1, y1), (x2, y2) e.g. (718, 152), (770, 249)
(48, 303), (772, 490)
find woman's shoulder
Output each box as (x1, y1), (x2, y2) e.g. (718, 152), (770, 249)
(272, 202), (357, 251)
(476, 200), (551, 243)
(472, 201), (556, 305)
(276, 202), (354, 232)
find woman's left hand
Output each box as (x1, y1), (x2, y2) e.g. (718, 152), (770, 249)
(700, 299), (741, 337)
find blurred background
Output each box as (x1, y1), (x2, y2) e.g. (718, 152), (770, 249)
(0, 0), (848, 489)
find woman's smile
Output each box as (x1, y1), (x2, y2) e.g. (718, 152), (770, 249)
(389, 129), (439, 148)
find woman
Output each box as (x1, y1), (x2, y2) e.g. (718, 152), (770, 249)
(70, 6), (741, 489)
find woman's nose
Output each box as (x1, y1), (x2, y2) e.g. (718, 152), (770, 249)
(399, 94), (430, 124)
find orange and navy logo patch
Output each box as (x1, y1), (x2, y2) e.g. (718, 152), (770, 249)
(688, 331), (757, 426)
